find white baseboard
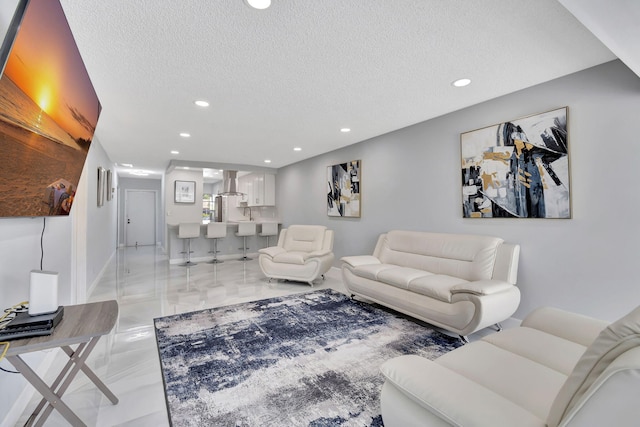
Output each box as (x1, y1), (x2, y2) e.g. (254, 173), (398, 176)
(86, 249), (116, 299)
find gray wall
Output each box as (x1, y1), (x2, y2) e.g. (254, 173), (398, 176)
(84, 140), (118, 295)
(277, 60), (640, 322)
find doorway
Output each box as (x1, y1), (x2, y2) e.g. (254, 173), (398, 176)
(125, 190), (156, 247)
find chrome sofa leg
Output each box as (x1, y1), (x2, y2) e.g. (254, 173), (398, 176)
(459, 335), (469, 344)
(495, 323), (503, 332)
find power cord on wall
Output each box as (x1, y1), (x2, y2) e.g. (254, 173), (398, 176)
(40, 217), (46, 270)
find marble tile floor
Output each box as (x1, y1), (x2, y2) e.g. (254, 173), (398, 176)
(15, 246), (349, 426)
(14, 245), (517, 426)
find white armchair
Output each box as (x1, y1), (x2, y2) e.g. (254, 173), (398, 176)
(258, 225), (334, 286)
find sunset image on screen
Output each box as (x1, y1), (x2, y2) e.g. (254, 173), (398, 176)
(2, 0), (101, 147)
(0, 0), (101, 218)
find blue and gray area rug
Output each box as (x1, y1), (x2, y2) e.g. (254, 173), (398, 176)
(154, 289), (461, 426)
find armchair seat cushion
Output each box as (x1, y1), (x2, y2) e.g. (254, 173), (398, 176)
(272, 251), (308, 265)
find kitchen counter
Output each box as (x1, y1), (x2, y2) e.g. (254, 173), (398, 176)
(166, 222), (280, 264)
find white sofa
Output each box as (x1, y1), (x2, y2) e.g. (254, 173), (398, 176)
(380, 304), (640, 427)
(341, 230), (520, 339)
(258, 225), (334, 286)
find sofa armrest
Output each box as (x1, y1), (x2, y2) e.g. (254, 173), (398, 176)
(258, 247), (286, 258)
(303, 249), (332, 260)
(450, 279), (513, 296)
(380, 355), (545, 427)
(340, 255), (381, 268)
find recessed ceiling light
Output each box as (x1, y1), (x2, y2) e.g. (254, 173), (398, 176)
(180, 132), (190, 138)
(244, 0), (271, 10)
(264, 159), (272, 163)
(293, 147), (302, 151)
(340, 128), (351, 133)
(171, 150), (179, 154)
(120, 163), (133, 167)
(194, 100), (209, 107)
(130, 170), (151, 176)
(452, 78), (471, 87)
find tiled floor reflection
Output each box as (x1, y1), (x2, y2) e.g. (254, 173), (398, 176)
(16, 245), (347, 426)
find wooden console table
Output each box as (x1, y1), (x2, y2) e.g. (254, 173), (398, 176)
(5, 300), (119, 426)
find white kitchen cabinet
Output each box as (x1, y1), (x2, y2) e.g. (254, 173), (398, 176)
(248, 173), (275, 207)
(236, 174), (251, 206)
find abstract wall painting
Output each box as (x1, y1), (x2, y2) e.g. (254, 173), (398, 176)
(327, 160), (361, 217)
(461, 107), (570, 219)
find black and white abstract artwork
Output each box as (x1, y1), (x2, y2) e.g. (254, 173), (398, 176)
(461, 107), (570, 218)
(154, 289), (460, 426)
(327, 160), (361, 217)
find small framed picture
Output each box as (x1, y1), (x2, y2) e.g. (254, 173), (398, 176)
(175, 180), (196, 204)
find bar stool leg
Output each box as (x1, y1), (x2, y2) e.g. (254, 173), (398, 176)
(239, 236), (252, 261)
(208, 238), (224, 264)
(180, 238), (197, 267)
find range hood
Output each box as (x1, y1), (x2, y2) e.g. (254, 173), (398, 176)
(219, 170), (244, 196)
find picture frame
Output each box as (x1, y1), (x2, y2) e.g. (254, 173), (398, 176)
(106, 169), (112, 201)
(175, 180), (196, 204)
(460, 107), (570, 219)
(327, 160), (361, 217)
(97, 167), (105, 207)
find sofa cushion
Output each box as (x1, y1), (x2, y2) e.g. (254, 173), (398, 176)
(378, 230), (503, 281)
(407, 275), (469, 303)
(282, 225), (326, 252)
(376, 267), (431, 290)
(380, 355), (547, 427)
(482, 327), (588, 376)
(547, 305), (640, 427)
(436, 340), (567, 422)
(350, 264), (397, 281)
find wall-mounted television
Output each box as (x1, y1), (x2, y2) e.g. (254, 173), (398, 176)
(0, 0), (101, 217)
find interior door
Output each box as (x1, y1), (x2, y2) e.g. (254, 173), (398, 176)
(125, 190), (156, 247)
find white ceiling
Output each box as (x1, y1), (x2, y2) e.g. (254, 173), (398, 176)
(56, 0), (628, 178)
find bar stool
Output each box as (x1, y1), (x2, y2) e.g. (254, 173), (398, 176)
(236, 222), (256, 261)
(258, 222), (279, 248)
(206, 222), (227, 263)
(178, 223), (201, 267)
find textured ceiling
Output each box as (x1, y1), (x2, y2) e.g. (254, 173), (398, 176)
(57, 0), (616, 177)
